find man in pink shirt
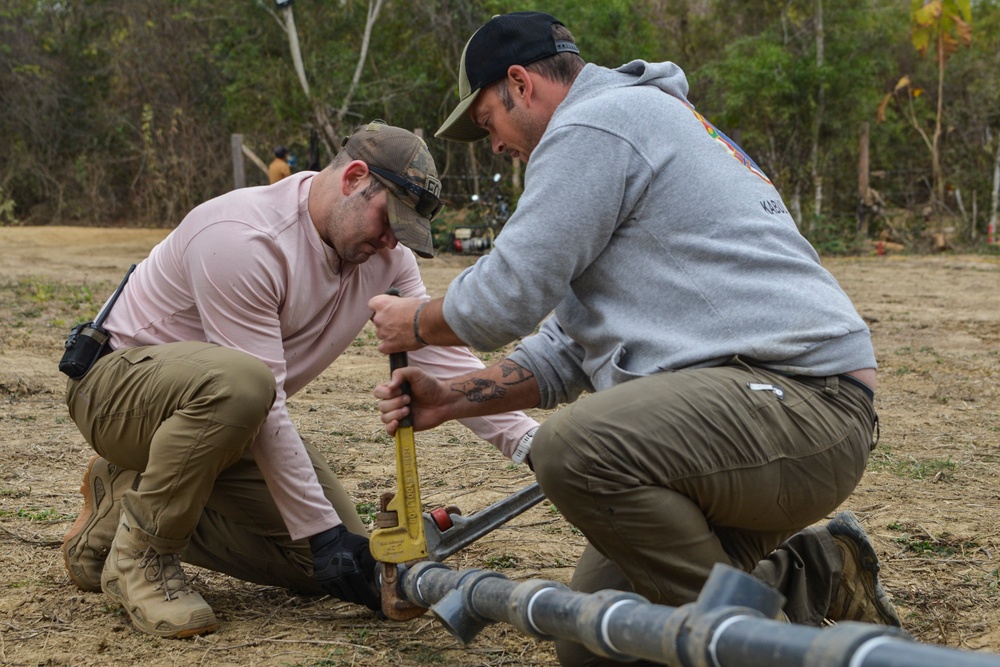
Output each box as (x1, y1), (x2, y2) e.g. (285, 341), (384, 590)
(60, 121), (538, 639)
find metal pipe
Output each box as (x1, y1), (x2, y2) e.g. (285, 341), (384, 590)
(398, 561), (1000, 667)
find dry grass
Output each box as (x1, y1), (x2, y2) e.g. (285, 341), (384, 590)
(2, 228), (999, 665)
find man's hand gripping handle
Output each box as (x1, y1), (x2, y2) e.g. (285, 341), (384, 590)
(369, 288), (429, 620)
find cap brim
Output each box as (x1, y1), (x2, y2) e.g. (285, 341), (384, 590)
(435, 89), (490, 143)
(386, 194), (435, 258)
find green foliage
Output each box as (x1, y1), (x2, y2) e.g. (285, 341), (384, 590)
(508, 0), (664, 66)
(694, 1), (905, 246)
(0, 0), (998, 252)
(3, 279), (98, 316)
(867, 447), (957, 480)
(806, 215), (859, 255)
(0, 506), (70, 521)
(911, 0), (972, 60)
(876, 0), (976, 210)
(887, 521), (980, 557)
(355, 501), (380, 526)
(484, 552), (519, 569)
(0, 185), (16, 225)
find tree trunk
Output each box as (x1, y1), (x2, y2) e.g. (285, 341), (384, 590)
(278, 1), (386, 159)
(334, 0), (385, 136)
(932, 29), (946, 209)
(280, 5), (336, 156)
(311, 97), (339, 160)
(990, 138), (1000, 243)
(857, 122), (870, 239)
(809, 0), (825, 228)
(283, 7), (309, 98)
(231, 134), (246, 190)
(790, 186), (803, 230)
(469, 143), (479, 201)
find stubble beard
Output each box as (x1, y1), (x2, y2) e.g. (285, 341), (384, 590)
(328, 192), (375, 266)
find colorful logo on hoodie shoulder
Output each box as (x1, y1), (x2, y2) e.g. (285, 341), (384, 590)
(684, 104), (772, 185)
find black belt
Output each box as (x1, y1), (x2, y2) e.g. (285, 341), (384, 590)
(787, 373), (874, 402)
(744, 360), (875, 402)
(838, 373), (875, 401)
(770, 368), (875, 403)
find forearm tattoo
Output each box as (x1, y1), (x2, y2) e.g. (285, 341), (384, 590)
(450, 361), (533, 404)
(499, 360), (534, 385)
(452, 378), (507, 403)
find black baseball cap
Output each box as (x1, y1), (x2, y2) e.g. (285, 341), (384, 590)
(435, 12), (579, 143)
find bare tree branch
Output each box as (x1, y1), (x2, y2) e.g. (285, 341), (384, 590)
(282, 7), (311, 99)
(262, 0), (384, 160)
(335, 0), (385, 127)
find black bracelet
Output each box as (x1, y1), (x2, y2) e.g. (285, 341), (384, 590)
(413, 301), (430, 347)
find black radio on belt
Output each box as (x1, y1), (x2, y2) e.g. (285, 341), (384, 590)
(58, 264), (136, 380)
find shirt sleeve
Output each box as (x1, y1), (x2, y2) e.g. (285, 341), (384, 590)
(442, 124), (645, 352)
(391, 256), (540, 458)
(507, 316), (595, 410)
(182, 222), (340, 541)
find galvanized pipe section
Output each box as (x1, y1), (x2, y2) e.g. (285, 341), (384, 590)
(710, 616), (1000, 667)
(399, 561), (1000, 667)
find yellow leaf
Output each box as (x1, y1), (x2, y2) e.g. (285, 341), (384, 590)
(911, 29), (931, 56)
(914, 0), (943, 26)
(894, 75), (912, 92)
(913, 88), (924, 98)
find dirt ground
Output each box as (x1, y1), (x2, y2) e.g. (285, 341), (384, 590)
(1, 226), (999, 667)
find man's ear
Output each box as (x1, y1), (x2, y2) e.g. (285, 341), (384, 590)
(341, 160), (370, 196)
(506, 65), (534, 103)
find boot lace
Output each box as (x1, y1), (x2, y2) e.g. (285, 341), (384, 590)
(138, 548), (193, 602)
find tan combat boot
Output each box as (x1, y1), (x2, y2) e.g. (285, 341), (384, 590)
(824, 511), (902, 627)
(101, 509), (218, 638)
(62, 455), (138, 592)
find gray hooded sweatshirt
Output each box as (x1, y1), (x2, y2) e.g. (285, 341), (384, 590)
(442, 60), (876, 410)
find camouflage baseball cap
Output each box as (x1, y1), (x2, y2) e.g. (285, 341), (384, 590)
(341, 120), (442, 258)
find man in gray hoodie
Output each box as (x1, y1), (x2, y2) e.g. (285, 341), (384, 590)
(370, 11), (901, 665)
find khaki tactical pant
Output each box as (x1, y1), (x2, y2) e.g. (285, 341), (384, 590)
(530, 359), (877, 667)
(66, 341), (366, 594)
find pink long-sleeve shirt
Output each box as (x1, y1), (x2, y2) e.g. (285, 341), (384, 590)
(101, 172), (538, 540)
